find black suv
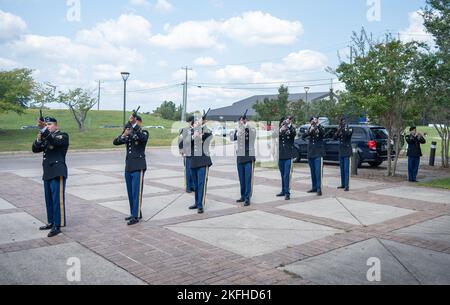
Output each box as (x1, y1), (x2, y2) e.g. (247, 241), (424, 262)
(294, 125), (395, 167)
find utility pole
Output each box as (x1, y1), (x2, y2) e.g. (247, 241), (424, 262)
(97, 80), (102, 111)
(181, 66), (192, 122)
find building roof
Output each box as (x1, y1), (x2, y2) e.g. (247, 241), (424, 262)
(207, 92), (333, 121)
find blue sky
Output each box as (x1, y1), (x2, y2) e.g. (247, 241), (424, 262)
(0, 0), (431, 112)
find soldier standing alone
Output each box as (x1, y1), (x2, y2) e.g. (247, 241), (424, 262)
(32, 116), (69, 238)
(113, 114), (149, 225)
(405, 127), (426, 182)
(276, 116), (297, 201)
(232, 111), (256, 207)
(188, 111), (213, 214)
(333, 116), (353, 191)
(302, 117), (325, 196)
(179, 116), (195, 193)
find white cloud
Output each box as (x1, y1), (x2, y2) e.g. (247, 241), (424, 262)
(194, 57), (218, 66)
(0, 57), (22, 70)
(214, 65), (264, 83)
(156, 60), (168, 67)
(76, 14), (152, 47)
(400, 10), (434, 45)
(155, 0), (173, 13)
(221, 11), (303, 46)
(0, 10), (27, 42)
(150, 20), (224, 50)
(129, 0), (151, 7)
(150, 11), (302, 50)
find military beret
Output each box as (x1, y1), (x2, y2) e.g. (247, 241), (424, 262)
(135, 115), (143, 122)
(187, 116), (195, 124)
(44, 117), (57, 123)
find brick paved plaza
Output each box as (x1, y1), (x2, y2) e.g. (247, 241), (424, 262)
(0, 149), (449, 285)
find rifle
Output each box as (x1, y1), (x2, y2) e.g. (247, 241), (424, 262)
(202, 108), (211, 121)
(39, 109), (44, 122)
(123, 106), (141, 133)
(242, 109), (248, 120)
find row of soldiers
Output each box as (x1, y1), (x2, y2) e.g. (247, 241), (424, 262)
(31, 112), (425, 237)
(178, 113), (353, 208)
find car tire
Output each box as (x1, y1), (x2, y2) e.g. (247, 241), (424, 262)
(368, 161), (383, 167)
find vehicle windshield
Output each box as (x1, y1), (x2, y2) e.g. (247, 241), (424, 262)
(371, 128), (388, 140)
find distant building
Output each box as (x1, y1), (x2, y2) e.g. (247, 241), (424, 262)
(208, 91), (336, 121)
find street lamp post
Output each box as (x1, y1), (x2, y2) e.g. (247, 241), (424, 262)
(121, 72), (130, 126)
(304, 86), (310, 103)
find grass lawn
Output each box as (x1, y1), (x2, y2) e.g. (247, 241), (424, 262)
(418, 178), (450, 190)
(0, 109), (180, 152)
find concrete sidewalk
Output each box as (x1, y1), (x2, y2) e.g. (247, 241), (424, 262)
(0, 149), (449, 285)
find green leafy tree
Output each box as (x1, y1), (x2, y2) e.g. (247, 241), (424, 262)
(154, 101), (178, 120)
(0, 68), (34, 114)
(30, 82), (57, 109)
(415, 0), (450, 167)
(334, 37), (422, 176)
(59, 88), (97, 132)
(253, 85), (290, 124)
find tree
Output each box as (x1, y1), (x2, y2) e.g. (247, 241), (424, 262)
(59, 88), (97, 132)
(31, 82), (57, 109)
(154, 101), (180, 120)
(334, 38), (422, 176)
(253, 85), (290, 124)
(0, 68), (34, 114)
(416, 0), (450, 167)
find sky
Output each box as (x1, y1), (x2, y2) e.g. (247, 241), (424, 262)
(0, 0), (433, 113)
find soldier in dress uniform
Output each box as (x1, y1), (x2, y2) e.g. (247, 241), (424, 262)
(275, 116), (297, 200)
(302, 117), (325, 196)
(32, 116), (69, 238)
(179, 116), (195, 193)
(188, 110), (213, 214)
(405, 126), (426, 182)
(231, 110), (256, 207)
(333, 116), (353, 191)
(113, 113), (149, 225)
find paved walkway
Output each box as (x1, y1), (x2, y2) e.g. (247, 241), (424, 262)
(0, 149), (449, 285)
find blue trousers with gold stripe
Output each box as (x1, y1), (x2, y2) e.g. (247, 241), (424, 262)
(184, 157), (194, 192)
(237, 161), (254, 202)
(308, 157), (323, 192)
(339, 156), (350, 189)
(278, 159), (294, 196)
(190, 166), (209, 209)
(43, 177), (66, 228)
(125, 170), (145, 219)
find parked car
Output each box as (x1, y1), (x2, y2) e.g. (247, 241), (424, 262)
(294, 124), (395, 167)
(212, 126), (235, 137)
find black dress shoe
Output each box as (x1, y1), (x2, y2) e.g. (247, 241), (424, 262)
(189, 204), (198, 210)
(47, 227), (61, 238)
(307, 189), (317, 193)
(198, 208), (204, 214)
(125, 213), (142, 221)
(285, 195), (291, 201)
(244, 201), (250, 207)
(337, 186), (345, 189)
(276, 193), (285, 197)
(317, 191), (323, 196)
(127, 218), (139, 226)
(39, 224), (53, 231)
(236, 198), (245, 203)
(345, 188), (349, 192)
